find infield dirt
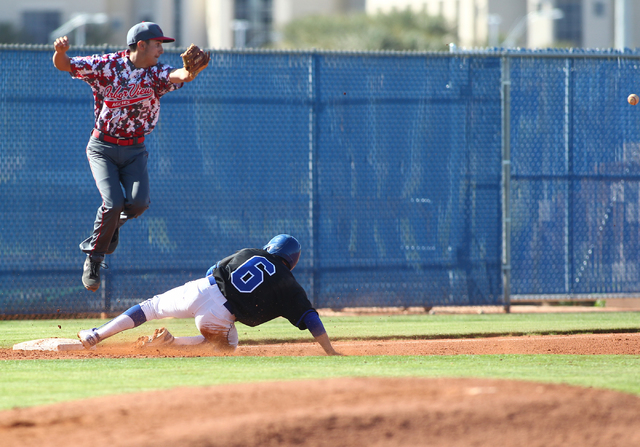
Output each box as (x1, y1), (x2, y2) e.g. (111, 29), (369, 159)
(1, 332), (640, 446)
(2, 331), (640, 359)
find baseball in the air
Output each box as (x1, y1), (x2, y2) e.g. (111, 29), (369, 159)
(628, 94), (639, 106)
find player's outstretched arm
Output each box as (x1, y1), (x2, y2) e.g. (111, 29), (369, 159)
(53, 36), (71, 72)
(171, 43), (210, 83)
(313, 331), (342, 356)
(302, 311), (342, 356)
(169, 67), (197, 83)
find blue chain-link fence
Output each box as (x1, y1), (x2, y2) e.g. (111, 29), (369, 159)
(1, 46), (638, 316)
(509, 52), (640, 299)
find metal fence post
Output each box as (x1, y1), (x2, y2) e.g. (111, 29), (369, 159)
(501, 55), (512, 312)
(307, 52), (318, 306)
(564, 57), (574, 296)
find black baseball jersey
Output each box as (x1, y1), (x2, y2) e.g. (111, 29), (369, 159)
(212, 248), (314, 328)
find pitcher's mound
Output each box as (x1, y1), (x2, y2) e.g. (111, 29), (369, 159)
(2, 377), (640, 447)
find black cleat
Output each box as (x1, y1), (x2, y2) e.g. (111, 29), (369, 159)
(82, 256), (107, 292)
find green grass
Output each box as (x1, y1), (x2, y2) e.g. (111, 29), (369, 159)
(1, 355), (639, 410)
(1, 312), (639, 410)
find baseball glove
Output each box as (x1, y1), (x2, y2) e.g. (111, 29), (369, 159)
(180, 44), (210, 78)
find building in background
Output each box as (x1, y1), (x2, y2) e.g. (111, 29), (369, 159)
(526, 0), (613, 49)
(366, 0), (525, 48)
(367, 0), (640, 49)
(0, 0), (364, 49)
(218, 0), (366, 48)
(0, 0), (639, 49)
(0, 0), (183, 47)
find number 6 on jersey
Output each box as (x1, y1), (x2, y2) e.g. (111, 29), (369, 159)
(231, 256), (276, 293)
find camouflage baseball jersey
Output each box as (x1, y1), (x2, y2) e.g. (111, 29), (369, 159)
(69, 50), (182, 138)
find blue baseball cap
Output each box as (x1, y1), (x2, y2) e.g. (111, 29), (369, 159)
(127, 22), (175, 45)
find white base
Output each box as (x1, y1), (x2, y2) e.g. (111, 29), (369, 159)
(13, 338), (95, 351)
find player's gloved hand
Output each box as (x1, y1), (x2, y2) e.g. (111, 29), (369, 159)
(180, 44), (210, 79)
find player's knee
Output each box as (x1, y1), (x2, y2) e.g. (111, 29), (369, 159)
(138, 297), (160, 321)
(103, 197), (125, 215)
(126, 198), (149, 219)
(201, 326), (237, 352)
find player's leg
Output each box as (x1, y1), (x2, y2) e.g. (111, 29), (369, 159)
(80, 140), (126, 259)
(196, 313), (238, 351)
(79, 140), (125, 291)
(106, 144), (150, 255)
(120, 145), (150, 220)
(105, 215), (127, 255)
(140, 279), (238, 349)
(193, 282), (238, 352)
(78, 278), (212, 349)
(136, 278), (210, 347)
(77, 304), (146, 348)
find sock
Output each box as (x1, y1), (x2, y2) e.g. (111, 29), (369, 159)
(95, 314), (135, 340)
(95, 304), (147, 340)
(172, 335), (206, 346)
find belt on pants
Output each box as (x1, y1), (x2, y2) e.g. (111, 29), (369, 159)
(207, 275), (235, 315)
(91, 129), (145, 146)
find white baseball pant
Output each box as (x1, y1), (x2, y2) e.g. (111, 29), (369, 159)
(140, 277), (238, 350)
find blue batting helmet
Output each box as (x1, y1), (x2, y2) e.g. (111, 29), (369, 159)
(263, 234), (301, 270)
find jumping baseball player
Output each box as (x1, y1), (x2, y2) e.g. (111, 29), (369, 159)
(52, 22), (210, 292)
(77, 235), (341, 356)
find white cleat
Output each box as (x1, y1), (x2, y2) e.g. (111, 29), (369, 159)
(77, 328), (101, 349)
(136, 327), (175, 348)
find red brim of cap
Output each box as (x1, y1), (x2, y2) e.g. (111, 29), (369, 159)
(151, 37), (176, 43)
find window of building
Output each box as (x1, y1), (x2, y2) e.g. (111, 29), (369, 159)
(235, 0), (249, 21)
(260, 0), (272, 25)
(22, 10), (61, 44)
(343, 0), (366, 12)
(233, 0), (273, 48)
(554, 0), (582, 46)
(593, 1), (605, 17)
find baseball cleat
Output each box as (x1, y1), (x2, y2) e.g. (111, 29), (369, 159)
(82, 256), (107, 292)
(136, 327), (175, 348)
(77, 328), (101, 349)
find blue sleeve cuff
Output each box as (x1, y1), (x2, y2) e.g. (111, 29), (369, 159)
(206, 261), (219, 277)
(302, 311), (326, 338)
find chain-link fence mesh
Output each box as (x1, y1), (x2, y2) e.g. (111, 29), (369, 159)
(510, 52), (640, 299)
(1, 46), (638, 317)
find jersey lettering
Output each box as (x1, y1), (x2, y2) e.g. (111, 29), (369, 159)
(231, 256), (276, 293)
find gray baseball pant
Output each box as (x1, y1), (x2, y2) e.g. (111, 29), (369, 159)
(79, 136), (150, 262)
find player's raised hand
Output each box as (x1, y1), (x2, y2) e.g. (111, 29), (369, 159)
(54, 36), (70, 53)
(52, 36), (72, 72)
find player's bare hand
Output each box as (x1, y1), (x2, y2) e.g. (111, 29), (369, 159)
(54, 36), (70, 53)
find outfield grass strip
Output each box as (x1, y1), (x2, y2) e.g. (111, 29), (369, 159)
(1, 354), (640, 410)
